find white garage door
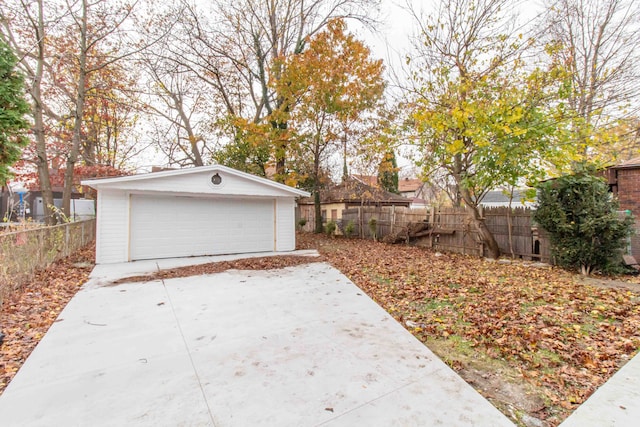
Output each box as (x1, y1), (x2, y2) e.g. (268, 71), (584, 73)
(130, 194), (274, 260)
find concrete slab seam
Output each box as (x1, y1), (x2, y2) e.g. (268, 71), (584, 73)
(160, 278), (218, 427)
(312, 375), (433, 426)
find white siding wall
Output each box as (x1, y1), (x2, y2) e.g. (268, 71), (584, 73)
(96, 189), (129, 264)
(276, 197), (296, 251)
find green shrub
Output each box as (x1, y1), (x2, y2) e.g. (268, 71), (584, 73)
(369, 217), (378, 241)
(297, 218), (307, 229)
(325, 220), (337, 236)
(534, 165), (634, 275)
(344, 220), (355, 238)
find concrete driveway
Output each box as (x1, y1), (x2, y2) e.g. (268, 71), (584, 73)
(0, 253), (513, 426)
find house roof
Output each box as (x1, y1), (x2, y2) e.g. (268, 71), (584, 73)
(398, 178), (423, 193)
(481, 189), (533, 205)
(352, 174), (378, 187)
(299, 177), (410, 205)
(81, 164), (310, 197)
(609, 156), (640, 170)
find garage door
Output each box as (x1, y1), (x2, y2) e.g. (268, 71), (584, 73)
(130, 194), (274, 261)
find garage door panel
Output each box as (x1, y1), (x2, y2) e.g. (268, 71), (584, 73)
(130, 195), (274, 260)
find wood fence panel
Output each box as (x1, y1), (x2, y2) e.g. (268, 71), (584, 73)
(334, 205), (552, 262)
(297, 204), (553, 263)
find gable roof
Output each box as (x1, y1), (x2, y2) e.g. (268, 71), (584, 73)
(299, 177), (410, 205)
(352, 174), (378, 187)
(81, 164), (310, 197)
(398, 178), (423, 193)
(609, 156), (640, 170)
(481, 189), (534, 205)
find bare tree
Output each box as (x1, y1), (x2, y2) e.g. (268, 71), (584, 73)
(140, 53), (213, 167)
(144, 0), (380, 179)
(543, 0), (640, 159)
(1, 0), (62, 224)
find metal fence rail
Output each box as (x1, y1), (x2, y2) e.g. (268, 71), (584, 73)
(0, 219), (96, 307)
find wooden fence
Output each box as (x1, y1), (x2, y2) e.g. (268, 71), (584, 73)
(333, 206), (551, 262)
(0, 219), (96, 308)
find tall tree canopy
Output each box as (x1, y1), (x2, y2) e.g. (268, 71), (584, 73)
(377, 150), (398, 194)
(543, 0), (640, 162)
(276, 18), (385, 232)
(0, 36), (30, 186)
(408, 0), (570, 258)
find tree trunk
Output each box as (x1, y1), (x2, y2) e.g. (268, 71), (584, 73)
(172, 92), (203, 166)
(33, 0), (55, 225)
(62, 0), (88, 219)
(460, 187), (500, 259)
(313, 148), (323, 233)
(314, 189), (322, 233)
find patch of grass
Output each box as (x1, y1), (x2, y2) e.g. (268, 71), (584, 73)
(533, 348), (564, 368)
(420, 299), (453, 312)
(373, 275), (391, 285)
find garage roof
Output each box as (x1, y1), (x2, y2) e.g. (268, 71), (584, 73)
(81, 164), (310, 198)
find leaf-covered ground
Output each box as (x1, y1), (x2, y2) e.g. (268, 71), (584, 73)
(0, 243), (95, 393)
(3, 235), (640, 427)
(297, 232), (640, 426)
(109, 255), (323, 285)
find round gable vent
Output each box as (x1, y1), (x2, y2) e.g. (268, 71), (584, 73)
(211, 173), (222, 185)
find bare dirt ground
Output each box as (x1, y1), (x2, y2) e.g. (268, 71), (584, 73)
(0, 243), (95, 392)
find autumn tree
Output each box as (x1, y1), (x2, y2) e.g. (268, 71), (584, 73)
(408, 0), (570, 258)
(58, 0), (142, 218)
(1, 0), (58, 223)
(211, 118), (272, 176)
(542, 0), (640, 162)
(0, 35), (30, 186)
(277, 19), (385, 233)
(146, 0), (380, 181)
(2, 0), (144, 220)
(80, 59), (140, 169)
(377, 150), (399, 194)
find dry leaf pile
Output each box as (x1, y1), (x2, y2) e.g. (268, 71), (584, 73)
(3, 232), (640, 426)
(111, 255), (322, 285)
(297, 232), (640, 425)
(0, 243), (95, 393)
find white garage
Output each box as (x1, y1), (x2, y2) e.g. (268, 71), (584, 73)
(82, 165), (310, 264)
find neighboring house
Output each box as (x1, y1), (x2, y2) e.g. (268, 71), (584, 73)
(479, 189), (536, 208)
(351, 174), (378, 188)
(298, 176), (411, 226)
(399, 177), (457, 209)
(606, 156), (640, 217)
(398, 178), (430, 209)
(605, 157), (640, 256)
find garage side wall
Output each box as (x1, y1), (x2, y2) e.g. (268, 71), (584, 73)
(276, 198), (296, 251)
(96, 190), (129, 264)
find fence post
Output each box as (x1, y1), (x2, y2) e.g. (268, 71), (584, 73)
(358, 206), (363, 238)
(391, 205), (395, 235)
(65, 224), (70, 256)
(429, 209), (436, 248)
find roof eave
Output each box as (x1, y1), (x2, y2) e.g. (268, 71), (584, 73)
(80, 164), (310, 197)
